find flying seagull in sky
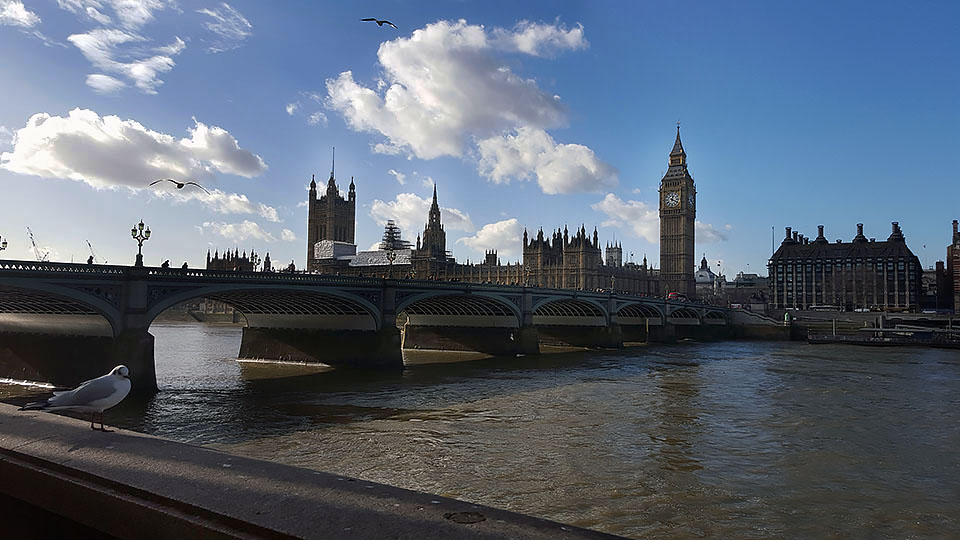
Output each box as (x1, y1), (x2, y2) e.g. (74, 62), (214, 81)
(20, 365), (132, 431)
(149, 178), (211, 194)
(361, 18), (397, 29)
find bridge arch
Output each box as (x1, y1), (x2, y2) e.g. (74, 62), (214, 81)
(668, 306), (702, 325)
(533, 298), (607, 326)
(145, 285), (382, 331)
(616, 303), (665, 325)
(0, 283), (121, 336)
(703, 310), (727, 324)
(396, 292), (520, 328)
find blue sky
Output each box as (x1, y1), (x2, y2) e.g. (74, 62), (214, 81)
(0, 1), (957, 275)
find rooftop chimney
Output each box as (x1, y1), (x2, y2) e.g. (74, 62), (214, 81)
(793, 231), (799, 242)
(952, 219), (957, 237)
(785, 226), (792, 240)
(817, 225), (824, 237)
(857, 223), (864, 236)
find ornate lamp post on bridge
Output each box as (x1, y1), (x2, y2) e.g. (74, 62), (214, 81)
(385, 247), (397, 278)
(131, 220), (151, 267)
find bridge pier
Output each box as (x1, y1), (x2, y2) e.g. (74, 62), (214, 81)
(401, 324), (539, 356)
(239, 327), (403, 370)
(113, 329), (157, 393)
(536, 324), (623, 349)
(0, 328), (157, 393)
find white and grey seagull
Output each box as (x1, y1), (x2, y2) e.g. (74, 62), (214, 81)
(20, 365), (132, 431)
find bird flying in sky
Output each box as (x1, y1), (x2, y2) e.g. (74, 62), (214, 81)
(149, 178), (211, 194)
(361, 18), (397, 29)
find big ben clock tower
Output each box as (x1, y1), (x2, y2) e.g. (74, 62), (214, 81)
(659, 124), (696, 297)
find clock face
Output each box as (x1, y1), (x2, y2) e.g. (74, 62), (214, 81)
(664, 191), (680, 207)
(688, 193), (695, 208)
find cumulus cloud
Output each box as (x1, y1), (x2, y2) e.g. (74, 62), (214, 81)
(197, 2), (252, 53)
(387, 169), (406, 185)
(1, 0), (40, 27)
(370, 192), (474, 234)
(491, 20), (587, 57)
(202, 221), (276, 242)
(0, 125), (13, 147)
(324, 19), (608, 193)
(280, 229), (296, 242)
(68, 29), (185, 93)
(476, 127), (617, 194)
(696, 221), (728, 243)
(1, 108), (274, 219)
(307, 111), (328, 127)
(591, 193), (659, 243)
(457, 218), (523, 257)
(285, 102), (300, 115)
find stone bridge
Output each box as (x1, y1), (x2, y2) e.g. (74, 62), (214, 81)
(0, 260), (729, 392)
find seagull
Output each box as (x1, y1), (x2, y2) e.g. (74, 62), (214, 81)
(361, 18), (397, 29)
(20, 365), (132, 431)
(149, 178), (211, 194)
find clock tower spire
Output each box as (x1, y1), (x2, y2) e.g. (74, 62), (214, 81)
(659, 124), (697, 298)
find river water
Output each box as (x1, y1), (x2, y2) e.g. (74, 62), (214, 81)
(6, 323), (960, 538)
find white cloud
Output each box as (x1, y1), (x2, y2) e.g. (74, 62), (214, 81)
(591, 193), (659, 243)
(387, 169), (406, 185)
(696, 221), (728, 243)
(296, 200), (308, 208)
(1, 0), (41, 27)
(370, 192), (474, 234)
(1, 108), (274, 219)
(152, 188), (278, 222)
(68, 29), (185, 94)
(285, 102), (300, 115)
(280, 229), (296, 242)
(420, 175), (434, 189)
(85, 73), (126, 93)
(491, 20), (587, 57)
(197, 2), (252, 53)
(457, 218), (523, 257)
(476, 127), (617, 194)
(307, 111), (328, 126)
(0, 125), (13, 147)
(324, 18), (605, 193)
(57, 0), (169, 30)
(202, 221), (276, 242)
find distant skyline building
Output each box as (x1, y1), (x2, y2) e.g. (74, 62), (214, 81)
(947, 219), (960, 314)
(309, 181), (658, 293)
(659, 126), (696, 297)
(306, 159), (356, 270)
(768, 222), (922, 311)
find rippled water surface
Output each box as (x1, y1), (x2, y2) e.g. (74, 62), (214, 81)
(7, 323), (960, 538)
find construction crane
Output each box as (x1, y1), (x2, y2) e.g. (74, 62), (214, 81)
(86, 240), (106, 264)
(26, 227), (49, 262)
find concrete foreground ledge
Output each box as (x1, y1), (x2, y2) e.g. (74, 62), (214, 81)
(0, 403), (622, 539)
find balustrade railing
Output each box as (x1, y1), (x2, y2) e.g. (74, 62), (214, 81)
(0, 259), (724, 310)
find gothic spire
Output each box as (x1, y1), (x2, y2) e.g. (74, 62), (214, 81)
(669, 123), (686, 167)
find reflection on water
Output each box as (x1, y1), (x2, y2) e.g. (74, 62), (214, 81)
(3, 322), (960, 538)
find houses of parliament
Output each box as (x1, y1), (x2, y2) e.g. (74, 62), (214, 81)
(301, 128), (698, 296)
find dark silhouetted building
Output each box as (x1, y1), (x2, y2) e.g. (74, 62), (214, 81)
(659, 125), (696, 297)
(768, 223), (922, 311)
(948, 219), (960, 314)
(306, 167), (356, 270)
